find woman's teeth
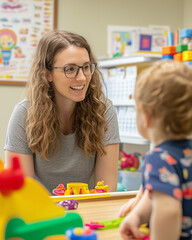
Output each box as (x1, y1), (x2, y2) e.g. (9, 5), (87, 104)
(71, 86), (84, 90)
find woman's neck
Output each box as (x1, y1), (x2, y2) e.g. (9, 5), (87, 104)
(55, 96), (76, 135)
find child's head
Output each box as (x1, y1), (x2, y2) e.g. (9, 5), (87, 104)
(134, 60), (192, 138)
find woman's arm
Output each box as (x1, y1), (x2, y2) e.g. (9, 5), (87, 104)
(150, 191), (182, 240)
(5, 150), (35, 178)
(94, 143), (119, 192)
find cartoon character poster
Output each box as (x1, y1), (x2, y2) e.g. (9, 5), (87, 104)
(0, 0), (56, 84)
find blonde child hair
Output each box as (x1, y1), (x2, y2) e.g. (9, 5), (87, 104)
(134, 60), (192, 137)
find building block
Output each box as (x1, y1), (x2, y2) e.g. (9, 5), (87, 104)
(176, 44), (188, 53)
(174, 53), (182, 62)
(162, 46), (176, 55)
(180, 29), (192, 39)
(162, 54), (173, 60)
(182, 51), (192, 61)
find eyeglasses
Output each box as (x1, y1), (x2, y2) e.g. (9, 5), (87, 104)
(52, 62), (97, 79)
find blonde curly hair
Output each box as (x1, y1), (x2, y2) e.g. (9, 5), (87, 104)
(135, 60), (192, 137)
(26, 30), (107, 159)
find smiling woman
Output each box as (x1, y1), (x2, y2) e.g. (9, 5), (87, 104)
(4, 30), (120, 193)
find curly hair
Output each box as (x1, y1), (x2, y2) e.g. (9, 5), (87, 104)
(134, 60), (192, 137)
(26, 30), (107, 159)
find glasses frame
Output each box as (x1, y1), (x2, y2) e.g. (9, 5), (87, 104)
(52, 62), (97, 79)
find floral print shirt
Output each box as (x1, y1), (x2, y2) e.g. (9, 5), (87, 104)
(143, 139), (192, 239)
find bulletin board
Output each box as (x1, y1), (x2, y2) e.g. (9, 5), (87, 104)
(0, 0), (58, 86)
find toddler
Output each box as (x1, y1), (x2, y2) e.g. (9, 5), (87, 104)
(120, 61), (192, 240)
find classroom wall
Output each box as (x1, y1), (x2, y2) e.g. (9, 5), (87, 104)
(0, 0), (190, 160)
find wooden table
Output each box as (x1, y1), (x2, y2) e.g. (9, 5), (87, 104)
(61, 192), (137, 240)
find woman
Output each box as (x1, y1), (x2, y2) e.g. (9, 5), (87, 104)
(4, 30), (120, 193)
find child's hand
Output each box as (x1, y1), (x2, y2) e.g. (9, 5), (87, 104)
(118, 198), (136, 217)
(119, 211), (142, 239)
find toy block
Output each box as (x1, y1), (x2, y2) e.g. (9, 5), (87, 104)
(162, 46), (176, 55)
(180, 29), (192, 39)
(176, 44), (188, 53)
(184, 61), (192, 66)
(162, 55), (173, 60)
(174, 53), (182, 62)
(182, 51), (192, 62)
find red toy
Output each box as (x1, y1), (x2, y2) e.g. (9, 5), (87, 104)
(52, 184), (66, 195)
(119, 150), (140, 170)
(0, 155), (24, 195)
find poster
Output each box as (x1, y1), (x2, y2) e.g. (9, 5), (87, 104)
(0, 0), (57, 85)
(108, 25), (170, 56)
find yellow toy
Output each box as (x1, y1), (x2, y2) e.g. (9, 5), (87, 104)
(64, 182), (90, 195)
(95, 181), (109, 192)
(0, 156), (83, 240)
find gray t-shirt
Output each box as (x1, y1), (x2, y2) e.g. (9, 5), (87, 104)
(4, 99), (120, 193)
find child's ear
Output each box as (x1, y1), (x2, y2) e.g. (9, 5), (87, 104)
(142, 108), (153, 128)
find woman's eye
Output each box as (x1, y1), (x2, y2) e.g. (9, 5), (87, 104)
(65, 66), (75, 72)
(83, 64), (90, 71)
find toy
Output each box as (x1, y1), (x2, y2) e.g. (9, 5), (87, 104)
(119, 150), (140, 170)
(65, 227), (97, 240)
(52, 184), (66, 195)
(0, 158), (4, 171)
(53, 181), (109, 196)
(85, 217), (124, 230)
(0, 155), (83, 240)
(57, 200), (78, 210)
(94, 180), (109, 192)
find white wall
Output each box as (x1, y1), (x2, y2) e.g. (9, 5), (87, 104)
(0, 0), (190, 160)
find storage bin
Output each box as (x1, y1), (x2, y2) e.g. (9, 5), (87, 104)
(117, 170), (142, 191)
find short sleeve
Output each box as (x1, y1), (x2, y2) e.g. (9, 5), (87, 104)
(4, 100), (33, 155)
(143, 150), (182, 201)
(103, 99), (120, 145)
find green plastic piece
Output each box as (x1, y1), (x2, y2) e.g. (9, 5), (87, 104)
(98, 217), (124, 230)
(113, 52), (122, 58)
(5, 212), (83, 240)
(176, 44), (188, 53)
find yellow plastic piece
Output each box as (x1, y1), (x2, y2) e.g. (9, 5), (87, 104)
(139, 224), (150, 234)
(182, 50), (192, 61)
(95, 180), (109, 192)
(0, 177), (65, 240)
(64, 182), (90, 195)
(74, 228), (83, 235)
(0, 158), (4, 172)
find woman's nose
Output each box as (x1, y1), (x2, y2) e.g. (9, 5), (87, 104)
(75, 68), (86, 80)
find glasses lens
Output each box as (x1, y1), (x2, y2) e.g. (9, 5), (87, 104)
(64, 64), (78, 78)
(83, 63), (96, 76)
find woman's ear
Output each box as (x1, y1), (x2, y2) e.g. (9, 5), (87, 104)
(45, 69), (53, 82)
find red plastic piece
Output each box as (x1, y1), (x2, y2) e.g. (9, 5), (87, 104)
(52, 184), (66, 196)
(0, 155), (25, 195)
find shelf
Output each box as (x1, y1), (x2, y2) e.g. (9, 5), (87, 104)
(120, 136), (150, 145)
(99, 52), (161, 68)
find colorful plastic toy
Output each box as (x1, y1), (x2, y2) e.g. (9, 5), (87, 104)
(65, 227), (97, 240)
(0, 155), (83, 240)
(85, 217), (124, 230)
(57, 200), (78, 210)
(53, 181), (109, 196)
(52, 184), (66, 195)
(119, 150), (140, 170)
(94, 180), (109, 192)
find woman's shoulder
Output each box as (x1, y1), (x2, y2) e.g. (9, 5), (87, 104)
(14, 99), (28, 112)
(105, 98), (116, 114)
